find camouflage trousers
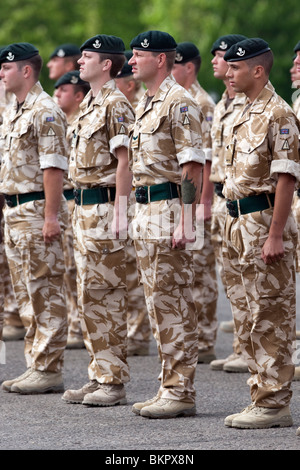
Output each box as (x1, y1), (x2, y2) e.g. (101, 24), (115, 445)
(72, 202), (129, 385)
(3, 200), (68, 372)
(63, 199), (82, 339)
(126, 240), (150, 348)
(0, 241), (4, 340)
(292, 192), (300, 272)
(132, 199), (198, 403)
(222, 208), (297, 407)
(211, 193), (241, 355)
(193, 217), (218, 351)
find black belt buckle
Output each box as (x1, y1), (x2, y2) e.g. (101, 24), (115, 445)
(135, 186), (148, 204)
(226, 200), (238, 218)
(74, 189), (80, 205)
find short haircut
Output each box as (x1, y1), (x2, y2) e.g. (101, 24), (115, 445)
(152, 50), (176, 72)
(63, 55), (81, 70)
(17, 54), (43, 79)
(246, 50), (273, 76)
(73, 82), (90, 96)
(99, 53), (126, 78)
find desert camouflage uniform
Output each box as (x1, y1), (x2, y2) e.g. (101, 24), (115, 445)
(0, 88), (21, 333)
(291, 93), (300, 271)
(222, 81), (300, 407)
(63, 109), (82, 342)
(69, 80), (135, 384)
(0, 82), (69, 372)
(187, 80), (218, 353)
(129, 75), (205, 402)
(210, 90), (246, 356)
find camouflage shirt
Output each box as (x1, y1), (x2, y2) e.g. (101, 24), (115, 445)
(129, 74), (205, 187)
(0, 82), (68, 195)
(69, 79), (135, 188)
(292, 93), (300, 121)
(187, 80), (215, 161)
(224, 81), (300, 200)
(210, 89), (245, 184)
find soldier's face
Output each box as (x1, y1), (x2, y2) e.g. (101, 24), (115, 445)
(54, 84), (77, 114)
(0, 62), (23, 94)
(211, 51), (228, 80)
(47, 57), (68, 81)
(172, 63), (188, 87)
(78, 51), (101, 83)
(129, 49), (157, 83)
(294, 51), (300, 74)
(226, 60), (253, 94)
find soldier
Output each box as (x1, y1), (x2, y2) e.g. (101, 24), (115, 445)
(54, 70), (90, 349)
(47, 43), (81, 82)
(172, 41), (218, 364)
(128, 30), (205, 419)
(208, 34), (249, 373)
(115, 55), (151, 357)
(61, 34), (135, 407)
(0, 42), (69, 394)
(222, 38), (300, 429)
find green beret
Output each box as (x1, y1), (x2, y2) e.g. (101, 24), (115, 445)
(0, 42), (39, 64)
(210, 34), (247, 55)
(54, 70), (89, 88)
(294, 41), (300, 53)
(175, 42), (200, 64)
(130, 30), (177, 52)
(224, 38), (271, 62)
(50, 43), (81, 59)
(80, 35), (125, 54)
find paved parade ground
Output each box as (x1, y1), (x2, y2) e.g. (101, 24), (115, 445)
(1, 275), (300, 454)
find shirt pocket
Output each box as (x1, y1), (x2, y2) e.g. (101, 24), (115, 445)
(5, 122), (33, 168)
(75, 121), (112, 169)
(234, 135), (269, 180)
(139, 114), (174, 166)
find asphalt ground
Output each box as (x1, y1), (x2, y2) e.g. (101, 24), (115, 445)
(1, 274), (300, 457)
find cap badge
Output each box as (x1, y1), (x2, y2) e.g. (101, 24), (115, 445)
(175, 52), (183, 62)
(141, 39), (149, 48)
(93, 39), (102, 49)
(236, 47), (245, 57)
(6, 52), (14, 61)
(219, 41), (228, 50)
(70, 76), (79, 84)
(57, 49), (66, 57)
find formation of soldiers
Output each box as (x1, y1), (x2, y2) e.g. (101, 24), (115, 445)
(0, 30), (300, 434)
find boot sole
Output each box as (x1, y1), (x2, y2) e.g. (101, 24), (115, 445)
(11, 384), (64, 394)
(231, 417), (293, 429)
(140, 406), (196, 419)
(82, 397), (127, 407)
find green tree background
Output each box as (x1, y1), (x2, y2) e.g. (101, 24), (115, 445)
(0, 0), (299, 103)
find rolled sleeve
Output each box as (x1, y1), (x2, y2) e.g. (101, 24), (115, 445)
(40, 154), (68, 171)
(177, 147), (205, 166)
(270, 159), (300, 184)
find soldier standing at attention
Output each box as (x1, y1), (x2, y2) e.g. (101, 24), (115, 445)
(208, 34), (249, 373)
(128, 30), (205, 419)
(54, 70), (90, 350)
(222, 38), (300, 429)
(172, 41), (218, 364)
(62, 35), (135, 407)
(0, 43), (69, 394)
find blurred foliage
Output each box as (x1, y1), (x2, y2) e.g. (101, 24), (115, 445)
(0, 0), (299, 103)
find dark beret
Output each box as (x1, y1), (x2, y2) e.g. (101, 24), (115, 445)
(80, 35), (125, 54)
(210, 34), (247, 55)
(175, 42), (200, 64)
(294, 41), (300, 53)
(130, 30), (177, 52)
(50, 43), (81, 59)
(117, 61), (133, 78)
(54, 70), (89, 88)
(224, 38), (271, 62)
(0, 42), (39, 64)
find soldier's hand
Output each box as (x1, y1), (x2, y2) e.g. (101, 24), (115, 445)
(261, 236), (284, 265)
(42, 217), (61, 244)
